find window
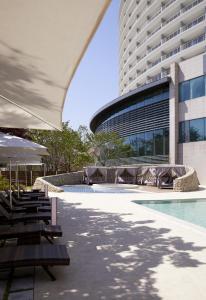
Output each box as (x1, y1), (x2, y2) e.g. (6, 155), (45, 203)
(179, 118), (205, 143)
(179, 75), (206, 102)
(137, 133), (145, 156)
(179, 81), (190, 101)
(179, 121), (189, 143)
(154, 129), (163, 155)
(189, 118), (204, 142)
(145, 131), (154, 155)
(129, 135), (138, 154)
(164, 128), (169, 155)
(190, 76), (205, 99)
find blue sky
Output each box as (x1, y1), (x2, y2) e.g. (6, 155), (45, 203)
(63, 0), (120, 130)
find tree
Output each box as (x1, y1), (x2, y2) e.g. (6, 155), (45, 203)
(29, 122), (93, 173)
(87, 131), (134, 166)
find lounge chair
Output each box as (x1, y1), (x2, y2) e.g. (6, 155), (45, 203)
(5, 190), (50, 204)
(13, 192), (49, 201)
(0, 244), (70, 280)
(11, 186), (48, 200)
(0, 193), (51, 211)
(0, 194), (51, 213)
(0, 203), (51, 225)
(0, 223), (62, 245)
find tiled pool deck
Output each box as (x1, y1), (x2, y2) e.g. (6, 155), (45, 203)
(34, 184), (206, 299)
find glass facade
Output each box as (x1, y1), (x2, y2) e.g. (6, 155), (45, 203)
(125, 128), (169, 157)
(93, 85), (170, 164)
(102, 88), (169, 124)
(179, 75), (206, 102)
(179, 118), (206, 143)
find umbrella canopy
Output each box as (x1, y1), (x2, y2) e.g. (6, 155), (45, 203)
(0, 133), (48, 156)
(0, 0), (110, 130)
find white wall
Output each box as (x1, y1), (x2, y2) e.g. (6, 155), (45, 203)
(177, 53), (206, 184)
(178, 53), (205, 82)
(178, 142), (206, 184)
(179, 96), (206, 122)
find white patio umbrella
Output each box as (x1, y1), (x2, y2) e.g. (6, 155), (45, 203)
(0, 154), (43, 207)
(0, 133), (48, 206)
(0, 133), (49, 156)
(0, 0), (110, 130)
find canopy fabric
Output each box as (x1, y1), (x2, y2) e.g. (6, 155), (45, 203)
(115, 167), (137, 177)
(85, 167), (107, 178)
(0, 0), (110, 130)
(0, 133), (48, 156)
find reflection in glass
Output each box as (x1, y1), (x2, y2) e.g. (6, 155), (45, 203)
(189, 118), (204, 142)
(179, 75), (206, 102)
(164, 128), (169, 155)
(145, 131), (154, 155)
(190, 76), (205, 99)
(179, 81), (190, 101)
(154, 129), (163, 155)
(137, 133), (145, 156)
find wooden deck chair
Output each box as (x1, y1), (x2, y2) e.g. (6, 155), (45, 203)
(0, 244), (70, 281)
(0, 203), (51, 225)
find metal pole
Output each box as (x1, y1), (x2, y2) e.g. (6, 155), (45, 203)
(30, 169), (33, 187)
(25, 163), (27, 188)
(15, 165), (18, 186)
(43, 163), (46, 177)
(9, 160), (12, 208)
(17, 164), (20, 198)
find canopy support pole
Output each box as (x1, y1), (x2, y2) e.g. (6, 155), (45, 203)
(30, 170), (33, 187)
(43, 163), (46, 177)
(9, 159), (12, 208)
(17, 164), (20, 198)
(25, 163), (27, 188)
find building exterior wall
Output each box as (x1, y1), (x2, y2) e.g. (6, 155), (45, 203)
(90, 1), (206, 183)
(177, 53), (206, 183)
(119, 0), (205, 95)
(178, 142), (206, 184)
(91, 80), (170, 164)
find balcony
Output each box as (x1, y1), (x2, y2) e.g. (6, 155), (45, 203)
(182, 33), (205, 50)
(162, 0), (176, 10)
(182, 0), (204, 14)
(182, 14), (205, 31)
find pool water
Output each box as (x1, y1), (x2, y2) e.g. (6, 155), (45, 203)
(134, 199), (206, 228)
(62, 184), (138, 194)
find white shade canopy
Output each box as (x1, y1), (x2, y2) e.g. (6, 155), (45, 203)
(0, 133), (48, 156)
(0, 0), (110, 130)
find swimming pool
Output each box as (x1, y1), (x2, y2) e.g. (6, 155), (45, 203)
(62, 184), (138, 194)
(134, 199), (206, 228)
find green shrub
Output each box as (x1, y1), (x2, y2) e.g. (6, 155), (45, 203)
(0, 175), (9, 191)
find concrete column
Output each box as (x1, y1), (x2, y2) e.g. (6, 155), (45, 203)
(169, 62), (179, 164)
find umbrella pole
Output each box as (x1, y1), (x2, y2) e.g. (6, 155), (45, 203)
(43, 163), (46, 177)
(25, 163), (27, 189)
(17, 164), (20, 198)
(30, 169), (33, 187)
(9, 159), (12, 208)
(15, 165), (18, 186)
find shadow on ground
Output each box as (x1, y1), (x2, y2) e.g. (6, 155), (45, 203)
(35, 199), (206, 300)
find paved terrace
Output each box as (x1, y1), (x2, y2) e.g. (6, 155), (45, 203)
(35, 185), (206, 300)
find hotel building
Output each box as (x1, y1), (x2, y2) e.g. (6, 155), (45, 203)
(90, 0), (206, 183)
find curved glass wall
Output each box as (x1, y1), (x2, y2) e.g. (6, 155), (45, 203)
(100, 88), (169, 124)
(95, 87), (169, 164)
(124, 128), (169, 157)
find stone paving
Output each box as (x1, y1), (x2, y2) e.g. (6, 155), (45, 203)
(33, 185), (206, 300)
